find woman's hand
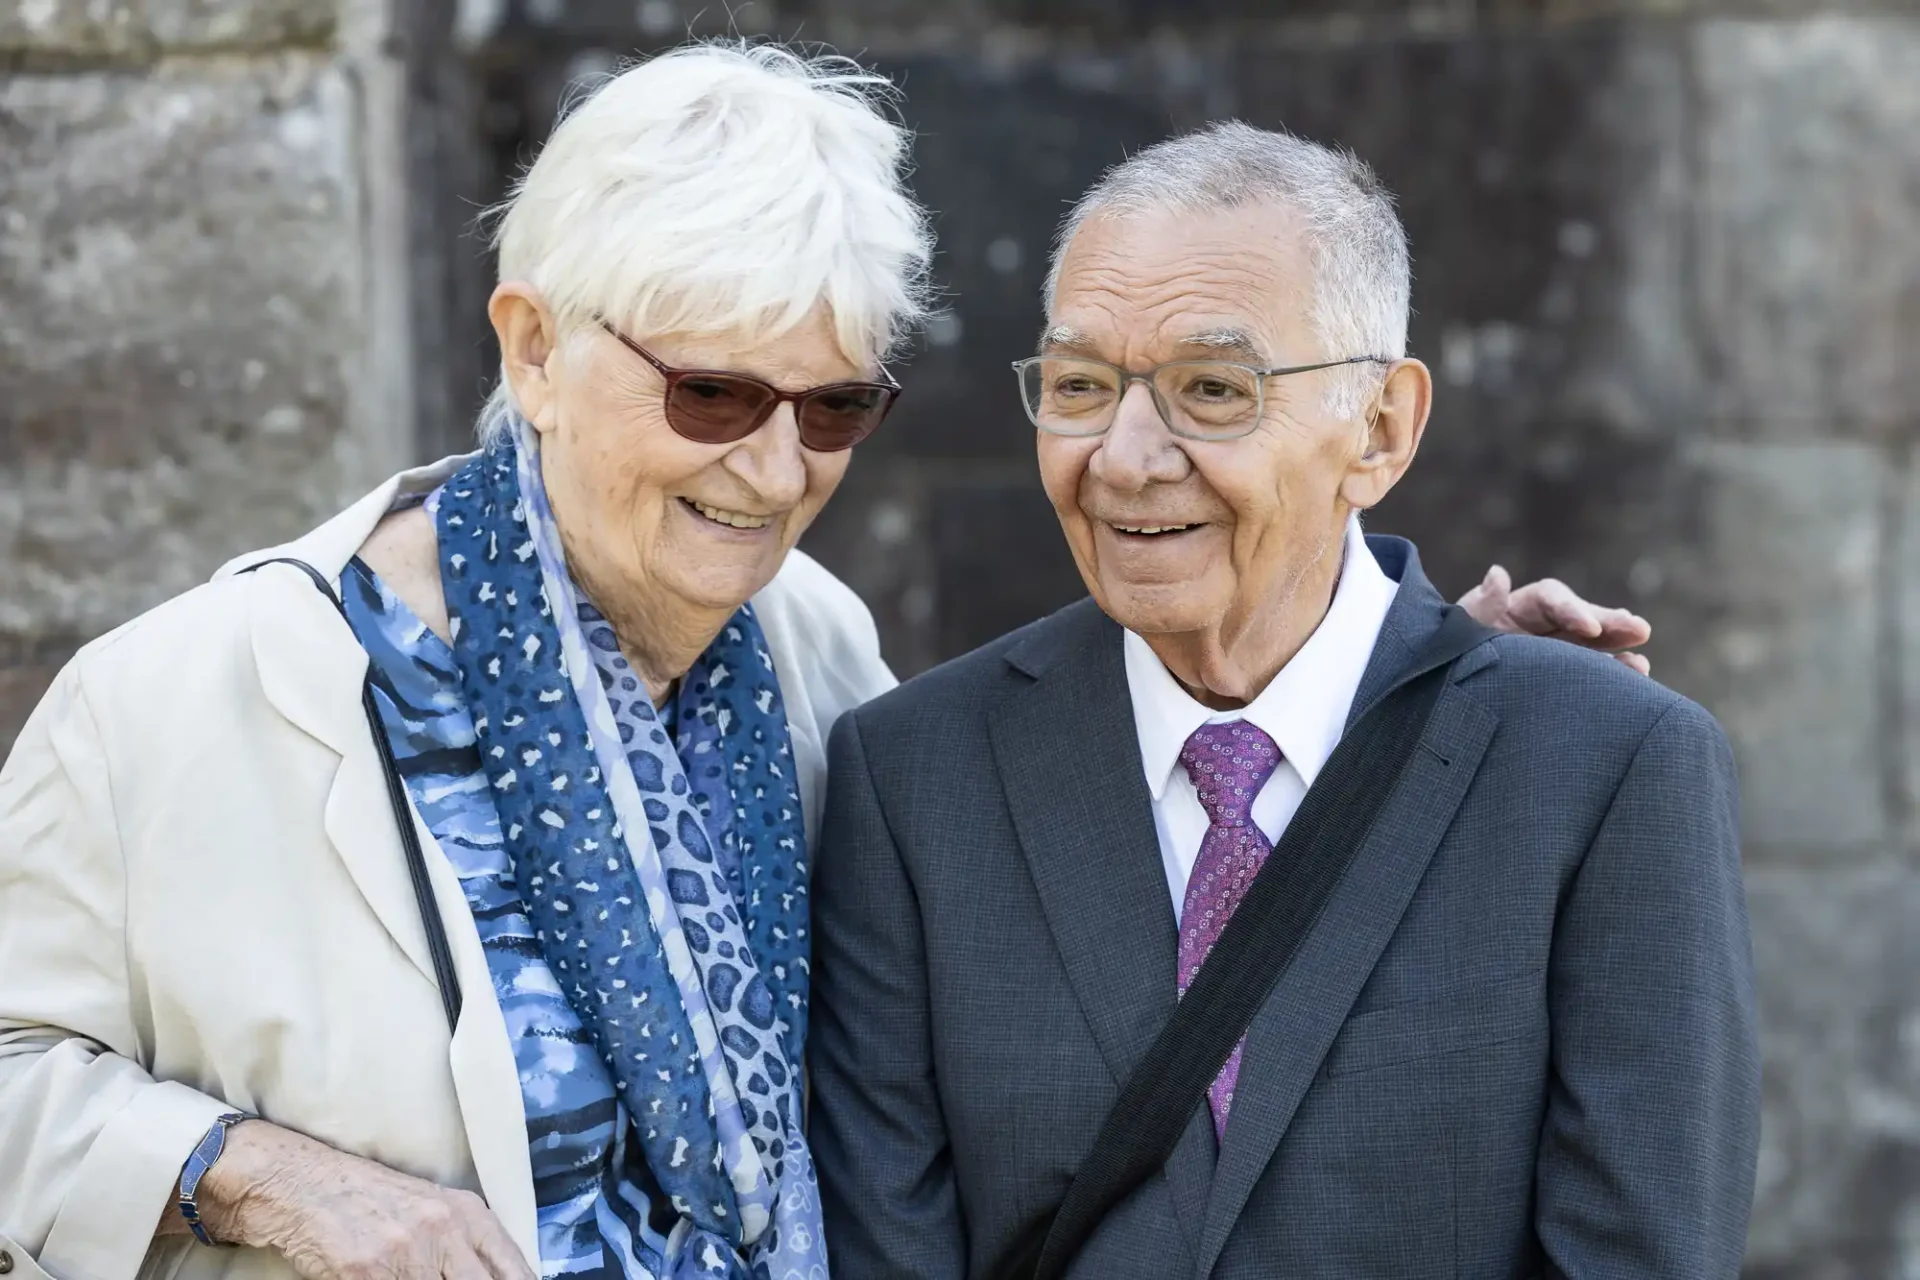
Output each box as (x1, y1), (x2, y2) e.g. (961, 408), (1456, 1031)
(191, 1120), (535, 1280)
(1458, 565), (1653, 676)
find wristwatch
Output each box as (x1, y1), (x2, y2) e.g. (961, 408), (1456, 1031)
(177, 1112), (251, 1246)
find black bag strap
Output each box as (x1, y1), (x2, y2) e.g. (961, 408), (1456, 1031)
(239, 556), (464, 1034)
(1012, 606), (1497, 1280)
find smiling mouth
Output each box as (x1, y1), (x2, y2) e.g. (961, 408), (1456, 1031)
(1109, 522), (1200, 538)
(682, 497), (772, 531)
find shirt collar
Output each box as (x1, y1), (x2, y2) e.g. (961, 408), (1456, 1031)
(1123, 515), (1400, 803)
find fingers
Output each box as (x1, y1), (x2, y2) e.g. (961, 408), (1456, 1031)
(1457, 563), (1657, 669)
(1457, 564), (1514, 629)
(1589, 606), (1653, 650)
(454, 1193), (536, 1280)
(438, 1243), (498, 1280)
(1515, 579), (1603, 640)
(1509, 580), (1654, 652)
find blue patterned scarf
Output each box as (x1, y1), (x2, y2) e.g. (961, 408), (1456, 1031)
(433, 424), (827, 1279)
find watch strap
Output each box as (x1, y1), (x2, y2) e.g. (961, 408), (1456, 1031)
(177, 1112), (250, 1246)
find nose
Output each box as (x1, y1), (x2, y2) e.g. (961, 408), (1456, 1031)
(1087, 379), (1189, 492)
(727, 400), (810, 509)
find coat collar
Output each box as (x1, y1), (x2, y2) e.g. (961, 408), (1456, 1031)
(219, 454), (538, 1263)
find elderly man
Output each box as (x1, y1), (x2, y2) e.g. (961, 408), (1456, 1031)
(807, 122), (1759, 1279)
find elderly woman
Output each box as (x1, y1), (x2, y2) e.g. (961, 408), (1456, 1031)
(0, 39), (1646, 1280)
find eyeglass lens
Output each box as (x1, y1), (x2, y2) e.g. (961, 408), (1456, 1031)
(664, 374), (895, 452)
(1018, 357), (1266, 438)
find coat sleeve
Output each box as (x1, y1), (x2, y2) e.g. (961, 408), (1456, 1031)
(807, 708), (966, 1280)
(1534, 696), (1761, 1277)
(0, 663), (230, 1279)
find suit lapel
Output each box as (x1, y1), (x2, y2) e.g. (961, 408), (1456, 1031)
(240, 458), (538, 1263)
(986, 601), (1211, 1260)
(1194, 545), (1500, 1276)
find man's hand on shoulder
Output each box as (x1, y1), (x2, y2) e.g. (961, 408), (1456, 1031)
(1458, 565), (1652, 676)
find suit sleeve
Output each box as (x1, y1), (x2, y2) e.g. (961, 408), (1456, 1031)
(808, 709), (966, 1279)
(0, 664), (230, 1278)
(1534, 697), (1760, 1278)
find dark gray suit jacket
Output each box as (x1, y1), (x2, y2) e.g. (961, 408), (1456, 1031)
(809, 537), (1759, 1279)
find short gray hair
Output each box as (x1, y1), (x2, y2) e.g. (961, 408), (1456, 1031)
(1045, 121), (1410, 418)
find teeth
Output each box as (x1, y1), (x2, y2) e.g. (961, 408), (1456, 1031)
(689, 500), (770, 530)
(1115, 524), (1195, 535)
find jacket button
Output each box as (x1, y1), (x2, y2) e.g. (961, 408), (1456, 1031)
(0, 1249), (15, 1274)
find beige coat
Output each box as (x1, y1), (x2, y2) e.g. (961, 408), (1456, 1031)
(0, 457), (897, 1280)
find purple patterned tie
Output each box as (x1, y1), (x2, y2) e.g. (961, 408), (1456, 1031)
(1177, 720), (1283, 1140)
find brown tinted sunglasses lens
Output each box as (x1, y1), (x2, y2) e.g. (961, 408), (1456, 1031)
(664, 374), (778, 443)
(797, 385), (896, 452)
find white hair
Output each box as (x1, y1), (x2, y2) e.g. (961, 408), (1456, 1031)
(476, 41), (934, 444)
(1045, 120), (1410, 419)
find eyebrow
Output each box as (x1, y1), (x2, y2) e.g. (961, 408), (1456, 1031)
(1037, 324), (1270, 366)
(1039, 324), (1100, 355)
(1175, 328), (1269, 364)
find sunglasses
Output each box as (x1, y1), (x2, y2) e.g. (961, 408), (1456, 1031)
(601, 322), (901, 453)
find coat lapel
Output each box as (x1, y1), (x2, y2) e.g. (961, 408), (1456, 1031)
(1194, 542), (1500, 1276)
(236, 455), (538, 1263)
(238, 463), (454, 993)
(986, 600), (1213, 1260)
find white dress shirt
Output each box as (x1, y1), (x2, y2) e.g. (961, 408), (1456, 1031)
(1124, 516), (1400, 923)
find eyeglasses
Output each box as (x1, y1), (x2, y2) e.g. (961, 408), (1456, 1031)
(1010, 353), (1392, 442)
(602, 322), (902, 453)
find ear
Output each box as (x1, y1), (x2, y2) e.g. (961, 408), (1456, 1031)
(488, 283), (562, 434)
(1339, 357), (1432, 512)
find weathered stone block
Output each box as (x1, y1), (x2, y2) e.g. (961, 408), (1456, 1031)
(797, 456), (943, 677)
(1898, 457), (1920, 836)
(928, 473), (1084, 659)
(0, 0), (144, 56)
(0, 56), (385, 643)
(143, 0), (335, 48)
(792, 0), (1916, 46)
(1231, 23), (1710, 447)
(1744, 865), (1920, 1277)
(1649, 441), (1885, 854)
(858, 50), (1181, 460)
(1515, 0), (1917, 15)
(1381, 430), (1884, 858)
(0, 0), (334, 55)
(799, 454), (1085, 676)
(1692, 16), (1920, 437)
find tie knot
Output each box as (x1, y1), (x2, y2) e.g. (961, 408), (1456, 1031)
(1178, 721), (1281, 828)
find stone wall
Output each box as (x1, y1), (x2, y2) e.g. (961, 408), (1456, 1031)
(5, 0), (1918, 1271)
(0, 0), (479, 749)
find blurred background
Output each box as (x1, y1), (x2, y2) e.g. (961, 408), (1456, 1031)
(2, 0), (1915, 1271)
